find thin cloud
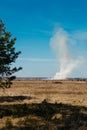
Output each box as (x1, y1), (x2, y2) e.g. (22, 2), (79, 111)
(18, 58), (56, 62)
(16, 29), (52, 36)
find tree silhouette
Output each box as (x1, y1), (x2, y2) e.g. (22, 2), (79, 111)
(0, 20), (22, 89)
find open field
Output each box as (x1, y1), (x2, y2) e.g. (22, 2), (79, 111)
(0, 79), (87, 106)
(0, 79), (87, 130)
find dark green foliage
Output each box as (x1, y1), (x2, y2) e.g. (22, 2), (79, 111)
(0, 20), (22, 88)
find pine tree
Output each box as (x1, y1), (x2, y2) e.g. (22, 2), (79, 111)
(0, 20), (22, 89)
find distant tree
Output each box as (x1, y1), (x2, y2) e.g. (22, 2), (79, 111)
(0, 20), (22, 89)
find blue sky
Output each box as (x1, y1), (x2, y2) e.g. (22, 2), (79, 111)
(0, 0), (87, 78)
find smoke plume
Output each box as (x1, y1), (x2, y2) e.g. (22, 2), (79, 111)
(50, 28), (82, 79)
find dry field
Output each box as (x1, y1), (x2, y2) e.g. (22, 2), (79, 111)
(0, 79), (87, 106)
(0, 79), (87, 129)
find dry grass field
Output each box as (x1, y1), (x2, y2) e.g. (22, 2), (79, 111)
(0, 79), (87, 130)
(0, 79), (87, 106)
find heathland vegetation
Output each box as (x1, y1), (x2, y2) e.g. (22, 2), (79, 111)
(0, 21), (87, 130)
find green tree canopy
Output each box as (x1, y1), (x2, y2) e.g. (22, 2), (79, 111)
(0, 20), (22, 89)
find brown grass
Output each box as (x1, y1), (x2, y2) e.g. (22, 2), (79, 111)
(0, 79), (87, 106)
(0, 79), (87, 129)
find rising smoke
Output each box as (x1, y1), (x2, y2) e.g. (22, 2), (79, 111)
(50, 28), (82, 79)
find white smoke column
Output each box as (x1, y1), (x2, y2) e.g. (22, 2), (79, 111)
(50, 28), (81, 79)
